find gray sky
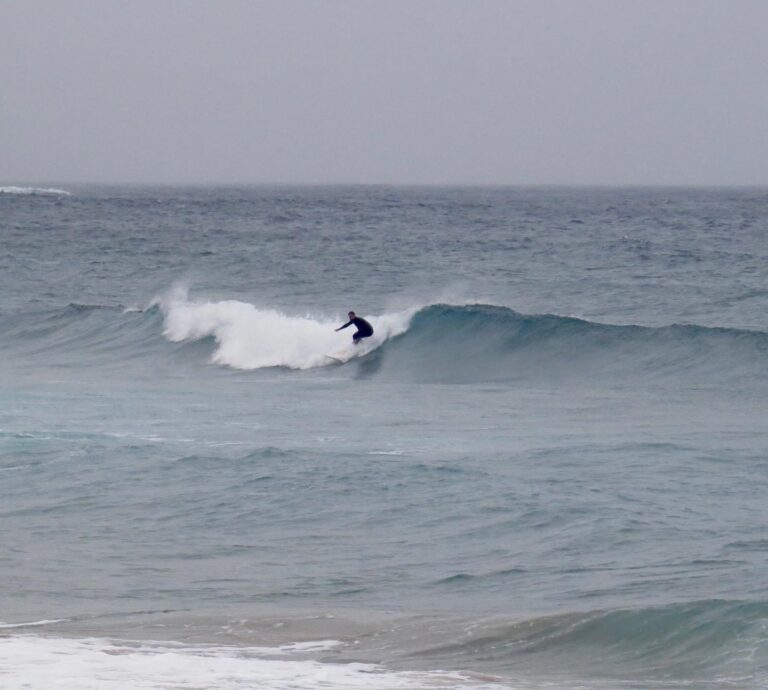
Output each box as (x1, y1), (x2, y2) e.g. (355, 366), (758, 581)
(2, 0), (767, 185)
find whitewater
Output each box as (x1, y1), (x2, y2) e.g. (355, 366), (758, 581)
(1, 185), (767, 689)
(158, 287), (415, 370)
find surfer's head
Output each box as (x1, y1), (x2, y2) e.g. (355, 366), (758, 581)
(348, 311), (355, 318)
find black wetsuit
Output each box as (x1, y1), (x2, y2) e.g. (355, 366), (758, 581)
(339, 316), (374, 341)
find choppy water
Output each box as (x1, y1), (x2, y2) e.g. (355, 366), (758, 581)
(1, 185), (767, 689)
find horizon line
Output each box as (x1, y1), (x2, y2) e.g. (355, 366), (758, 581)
(4, 180), (768, 190)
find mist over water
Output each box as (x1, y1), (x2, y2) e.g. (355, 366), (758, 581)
(1, 186), (767, 689)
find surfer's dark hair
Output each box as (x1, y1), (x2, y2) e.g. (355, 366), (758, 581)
(348, 311), (355, 316)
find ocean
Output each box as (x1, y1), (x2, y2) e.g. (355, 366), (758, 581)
(1, 184), (767, 689)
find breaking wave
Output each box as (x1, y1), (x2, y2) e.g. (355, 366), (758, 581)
(2, 296), (766, 385)
(158, 289), (414, 370)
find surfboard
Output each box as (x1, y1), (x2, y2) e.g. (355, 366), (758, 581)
(327, 340), (377, 363)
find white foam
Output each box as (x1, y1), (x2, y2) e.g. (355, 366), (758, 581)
(0, 186), (70, 196)
(159, 288), (414, 370)
(0, 635), (508, 690)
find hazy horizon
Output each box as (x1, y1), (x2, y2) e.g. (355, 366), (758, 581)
(7, 181), (768, 191)
(3, 0), (768, 186)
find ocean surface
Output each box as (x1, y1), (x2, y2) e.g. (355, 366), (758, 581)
(1, 184), (767, 689)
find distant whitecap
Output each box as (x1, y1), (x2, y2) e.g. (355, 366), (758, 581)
(0, 186), (71, 196)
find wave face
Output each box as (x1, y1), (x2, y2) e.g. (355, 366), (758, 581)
(363, 303), (768, 385)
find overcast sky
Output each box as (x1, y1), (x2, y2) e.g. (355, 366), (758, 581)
(2, 0), (767, 185)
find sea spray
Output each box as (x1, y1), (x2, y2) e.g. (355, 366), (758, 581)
(158, 288), (415, 370)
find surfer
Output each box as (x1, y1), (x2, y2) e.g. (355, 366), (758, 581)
(335, 311), (374, 344)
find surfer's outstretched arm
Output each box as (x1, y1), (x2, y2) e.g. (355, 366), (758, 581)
(335, 320), (353, 332)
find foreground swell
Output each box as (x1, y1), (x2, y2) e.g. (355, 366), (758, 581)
(3, 600), (768, 689)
